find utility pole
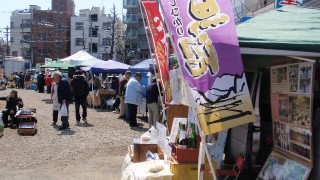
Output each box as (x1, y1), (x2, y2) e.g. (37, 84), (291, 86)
(5, 26), (9, 56)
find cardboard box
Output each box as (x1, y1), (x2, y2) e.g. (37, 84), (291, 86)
(133, 139), (158, 162)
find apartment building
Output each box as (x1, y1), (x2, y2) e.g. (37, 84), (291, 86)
(10, 5), (39, 60)
(123, 0), (150, 65)
(9, 0), (74, 65)
(70, 6), (122, 60)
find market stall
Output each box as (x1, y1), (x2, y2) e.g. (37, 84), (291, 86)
(60, 50), (98, 65)
(83, 60), (131, 108)
(235, 6), (320, 179)
(121, 2), (320, 180)
(121, 0), (258, 179)
(129, 59), (156, 88)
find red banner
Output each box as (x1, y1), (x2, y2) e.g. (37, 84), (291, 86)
(141, 1), (172, 103)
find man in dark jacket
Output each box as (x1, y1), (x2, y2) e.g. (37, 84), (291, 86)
(0, 90), (23, 127)
(37, 72), (45, 93)
(71, 71), (89, 124)
(52, 71), (72, 130)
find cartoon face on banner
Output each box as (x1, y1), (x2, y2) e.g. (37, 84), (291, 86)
(160, 0), (255, 134)
(178, 0), (229, 78)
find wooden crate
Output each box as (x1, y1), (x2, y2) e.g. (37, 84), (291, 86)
(167, 105), (189, 134)
(18, 122), (37, 135)
(133, 139), (158, 162)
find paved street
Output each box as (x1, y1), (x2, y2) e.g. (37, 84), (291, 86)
(0, 89), (148, 180)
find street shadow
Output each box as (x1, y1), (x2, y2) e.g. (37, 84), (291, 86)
(42, 99), (52, 104)
(130, 126), (149, 132)
(137, 116), (148, 122)
(76, 123), (94, 128)
(58, 129), (76, 136)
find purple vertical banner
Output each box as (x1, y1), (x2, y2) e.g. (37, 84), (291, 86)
(159, 0), (255, 135)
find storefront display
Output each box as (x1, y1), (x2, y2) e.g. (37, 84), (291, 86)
(271, 63), (314, 162)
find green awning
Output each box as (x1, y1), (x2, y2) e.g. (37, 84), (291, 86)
(237, 6), (320, 53)
(40, 61), (75, 69)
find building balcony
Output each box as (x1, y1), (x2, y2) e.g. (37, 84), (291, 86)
(123, 14), (139, 24)
(123, 0), (139, 9)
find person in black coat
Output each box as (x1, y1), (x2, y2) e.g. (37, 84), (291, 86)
(71, 71), (89, 124)
(52, 71), (72, 130)
(0, 90), (23, 127)
(37, 73), (45, 93)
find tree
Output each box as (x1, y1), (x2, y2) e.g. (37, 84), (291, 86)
(109, 4), (117, 60)
(117, 35), (129, 64)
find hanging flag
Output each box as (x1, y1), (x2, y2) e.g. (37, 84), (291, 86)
(141, 0), (172, 103)
(275, 0), (303, 9)
(159, 0), (255, 135)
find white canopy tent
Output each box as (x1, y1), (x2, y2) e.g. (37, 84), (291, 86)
(60, 50), (100, 65)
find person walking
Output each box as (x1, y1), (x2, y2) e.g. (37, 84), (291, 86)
(50, 81), (60, 126)
(24, 73), (31, 90)
(14, 73), (20, 89)
(125, 72), (144, 127)
(45, 74), (52, 94)
(118, 71), (131, 119)
(71, 71), (89, 125)
(52, 71), (72, 130)
(146, 78), (161, 128)
(19, 72), (25, 89)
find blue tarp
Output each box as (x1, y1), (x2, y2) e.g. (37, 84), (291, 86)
(129, 59), (155, 73)
(129, 59), (156, 88)
(81, 60), (130, 74)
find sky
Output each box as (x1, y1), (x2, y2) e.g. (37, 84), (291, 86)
(0, 0), (124, 38)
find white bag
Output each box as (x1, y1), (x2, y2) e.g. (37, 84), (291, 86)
(60, 103), (68, 117)
(0, 112), (4, 136)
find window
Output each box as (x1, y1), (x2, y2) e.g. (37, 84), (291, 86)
(89, 14), (98, 22)
(131, 43), (138, 49)
(12, 51), (18, 57)
(102, 53), (109, 60)
(75, 38), (84, 46)
(139, 19), (144, 28)
(21, 19), (32, 28)
(55, 23), (62, 31)
(23, 34), (32, 41)
(37, 49), (46, 57)
(89, 27), (98, 37)
(22, 49), (31, 59)
(102, 22), (112, 30)
(37, 16), (46, 23)
(89, 43), (98, 53)
(55, 41), (63, 47)
(10, 22), (14, 28)
(102, 38), (111, 46)
(37, 32), (47, 40)
(10, 37), (14, 43)
(75, 22), (84, 30)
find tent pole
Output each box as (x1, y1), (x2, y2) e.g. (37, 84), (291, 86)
(91, 70), (95, 110)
